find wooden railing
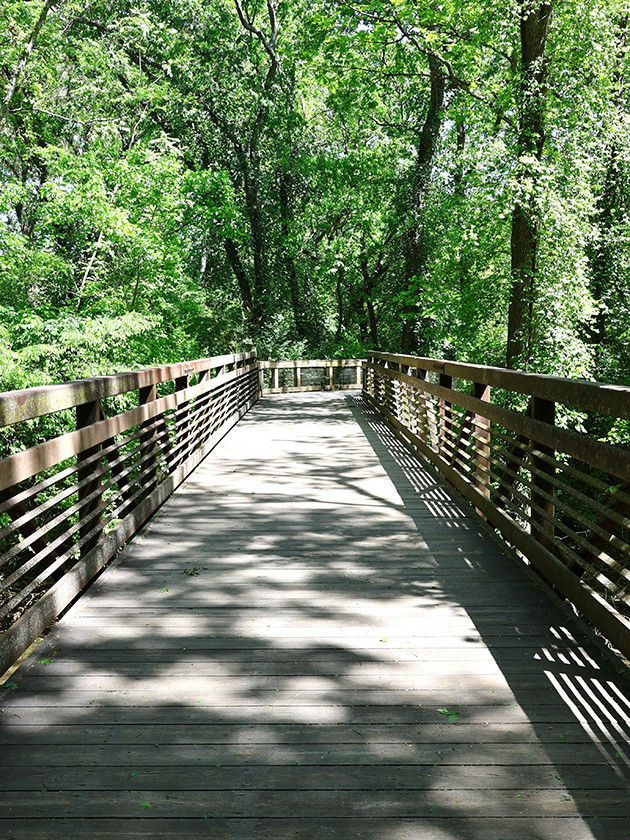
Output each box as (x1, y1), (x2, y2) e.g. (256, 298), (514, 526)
(7, 349), (628, 670)
(259, 359), (363, 393)
(0, 351), (258, 673)
(363, 352), (630, 659)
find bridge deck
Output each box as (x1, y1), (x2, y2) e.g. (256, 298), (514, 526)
(1, 392), (629, 839)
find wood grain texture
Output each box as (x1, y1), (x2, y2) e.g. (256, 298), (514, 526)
(1, 392), (629, 839)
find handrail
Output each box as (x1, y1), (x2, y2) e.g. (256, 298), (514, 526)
(363, 352), (630, 659)
(0, 350), (259, 673)
(0, 354), (251, 427)
(372, 351), (630, 420)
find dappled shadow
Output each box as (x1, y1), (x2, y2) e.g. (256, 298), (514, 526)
(346, 393), (630, 828)
(0, 391), (628, 839)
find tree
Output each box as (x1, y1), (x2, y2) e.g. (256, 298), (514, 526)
(506, 1), (553, 369)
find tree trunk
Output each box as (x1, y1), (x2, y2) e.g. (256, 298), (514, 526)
(506, 2), (552, 369)
(360, 251), (380, 348)
(224, 237), (254, 315)
(242, 158), (267, 328)
(3, 0), (62, 110)
(366, 299), (378, 347)
(585, 14), (628, 359)
(401, 54), (446, 354)
(279, 169), (317, 343)
(335, 266), (344, 341)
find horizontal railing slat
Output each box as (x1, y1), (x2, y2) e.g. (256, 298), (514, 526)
(0, 362), (258, 491)
(372, 352), (630, 420)
(0, 353), (254, 427)
(259, 359), (363, 368)
(365, 361), (630, 482)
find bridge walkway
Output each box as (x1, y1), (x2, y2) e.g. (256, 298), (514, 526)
(0, 391), (629, 839)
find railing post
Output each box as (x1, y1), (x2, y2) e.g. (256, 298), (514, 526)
(258, 363), (265, 396)
(438, 373), (452, 460)
(390, 361), (402, 421)
(472, 382), (491, 499)
(376, 357), (383, 404)
(328, 361), (334, 390)
(272, 367), (279, 391)
(76, 399), (103, 557)
(382, 358), (391, 412)
(409, 366), (425, 442)
(296, 366), (301, 389)
(139, 383), (158, 494)
(174, 373), (190, 469)
(399, 365), (409, 428)
(531, 396), (555, 549)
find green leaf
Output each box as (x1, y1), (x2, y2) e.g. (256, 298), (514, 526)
(437, 708), (460, 722)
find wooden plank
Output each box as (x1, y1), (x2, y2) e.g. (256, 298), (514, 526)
(0, 742), (616, 767)
(1, 788), (629, 818)
(14, 640), (606, 667)
(0, 817), (625, 840)
(0, 698), (615, 725)
(1, 688), (592, 710)
(0, 722), (602, 746)
(10, 657), (613, 685)
(15, 637), (596, 661)
(10, 669), (611, 694)
(0, 763), (611, 792)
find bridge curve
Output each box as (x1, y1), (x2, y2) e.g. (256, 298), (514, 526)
(1, 390), (629, 837)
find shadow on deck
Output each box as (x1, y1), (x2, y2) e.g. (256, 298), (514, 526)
(0, 391), (628, 839)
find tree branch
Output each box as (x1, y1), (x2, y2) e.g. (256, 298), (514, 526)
(70, 16), (117, 34)
(3, 0), (63, 108)
(344, 2), (515, 130)
(232, 0), (281, 155)
(233, 0), (279, 65)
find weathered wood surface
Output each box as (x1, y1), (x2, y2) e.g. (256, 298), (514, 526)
(1, 391), (629, 839)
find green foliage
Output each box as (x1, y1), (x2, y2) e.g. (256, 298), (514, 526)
(0, 0), (629, 388)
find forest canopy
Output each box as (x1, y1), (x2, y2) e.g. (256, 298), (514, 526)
(1, 0), (629, 390)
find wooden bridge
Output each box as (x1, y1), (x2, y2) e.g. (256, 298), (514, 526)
(1, 352), (629, 838)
